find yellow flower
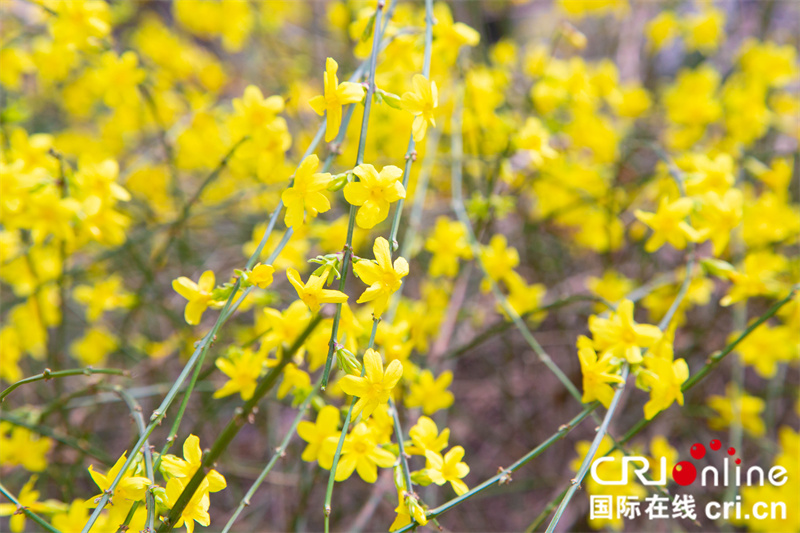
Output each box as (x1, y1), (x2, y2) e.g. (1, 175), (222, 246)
(576, 336), (625, 408)
(297, 404), (340, 469)
(50, 0), (111, 50)
(248, 263), (275, 289)
(424, 217), (473, 278)
(404, 369), (454, 415)
(400, 74), (438, 142)
(694, 189), (742, 256)
(172, 270), (216, 325)
(0, 476), (65, 533)
(708, 385), (766, 437)
(286, 267), (348, 313)
(634, 197), (706, 253)
(739, 40), (798, 89)
(515, 117), (556, 167)
(165, 477), (210, 533)
(230, 85), (284, 137)
(281, 154), (332, 228)
(51, 500), (95, 533)
(73, 277), (135, 322)
(720, 251), (786, 306)
(646, 11), (679, 51)
(87, 453), (152, 504)
(70, 326), (118, 366)
(0, 423), (53, 472)
(432, 4), (480, 65)
(586, 270), (634, 312)
(343, 164), (405, 229)
(425, 446), (470, 496)
(339, 348), (403, 419)
(276, 363), (311, 400)
(258, 300), (312, 358)
(728, 324), (797, 379)
(213, 349), (265, 401)
(406, 416), (450, 456)
(390, 489), (428, 531)
(746, 157), (793, 193)
(0, 48), (33, 91)
(330, 422), (395, 483)
(479, 234), (519, 292)
(608, 84), (652, 118)
(684, 7), (725, 54)
(502, 271), (547, 320)
(641, 353), (689, 420)
(161, 435), (227, 493)
(308, 57), (365, 142)
(352, 237), (409, 317)
(588, 299), (662, 364)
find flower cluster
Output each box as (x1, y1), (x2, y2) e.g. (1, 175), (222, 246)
(1, 1), (798, 533)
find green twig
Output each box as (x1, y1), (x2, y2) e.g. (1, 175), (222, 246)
(104, 386), (157, 532)
(545, 365), (629, 533)
(324, 319), (380, 532)
(156, 315), (322, 533)
(0, 368), (126, 402)
(387, 0), (435, 251)
(321, 0), (389, 390)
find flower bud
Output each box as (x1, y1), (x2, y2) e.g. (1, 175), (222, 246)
(336, 348), (362, 376)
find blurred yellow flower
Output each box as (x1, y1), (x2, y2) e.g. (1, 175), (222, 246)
(401, 74), (438, 142)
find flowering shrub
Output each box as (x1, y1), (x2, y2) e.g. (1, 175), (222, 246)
(0, 0), (798, 532)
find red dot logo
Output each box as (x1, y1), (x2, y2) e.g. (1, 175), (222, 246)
(728, 447), (736, 456)
(672, 461), (697, 486)
(710, 439), (721, 451)
(690, 443), (706, 460)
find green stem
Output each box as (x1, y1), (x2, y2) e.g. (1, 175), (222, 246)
(526, 486), (569, 533)
(117, 501), (141, 533)
(321, 0), (388, 390)
(156, 315), (322, 533)
(442, 294), (610, 360)
(81, 280), (245, 532)
(387, 0), (435, 251)
(545, 365), (629, 533)
(0, 368), (126, 402)
(105, 386), (156, 532)
(389, 396), (412, 494)
(324, 319), (380, 532)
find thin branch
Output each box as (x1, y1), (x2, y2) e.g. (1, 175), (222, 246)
(156, 315), (323, 533)
(0, 368), (126, 402)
